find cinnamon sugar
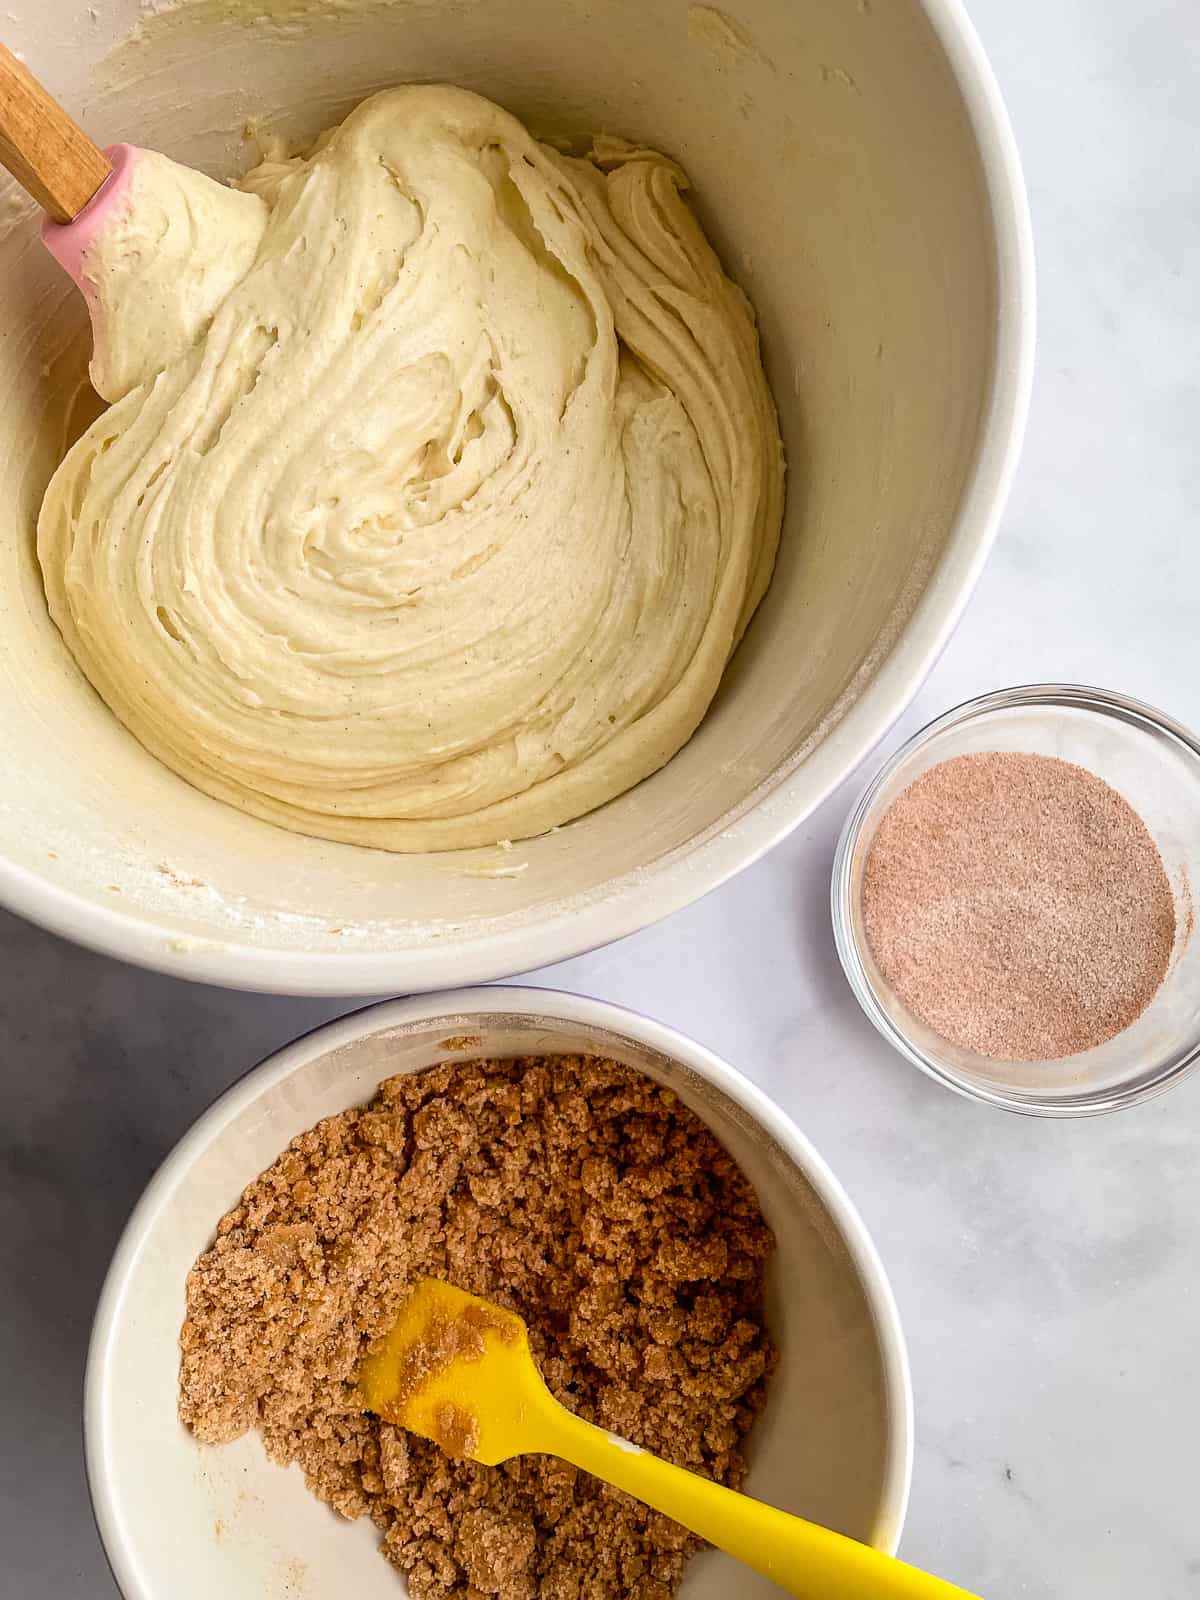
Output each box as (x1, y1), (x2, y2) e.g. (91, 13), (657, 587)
(861, 752), (1177, 1060)
(179, 1055), (774, 1599)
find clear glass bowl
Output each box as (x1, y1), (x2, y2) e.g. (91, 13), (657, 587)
(832, 685), (1200, 1116)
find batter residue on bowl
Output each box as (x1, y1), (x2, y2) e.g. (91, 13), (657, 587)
(38, 85), (784, 851)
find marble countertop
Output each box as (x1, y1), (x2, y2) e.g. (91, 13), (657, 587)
(2, 0), (1198, 1594)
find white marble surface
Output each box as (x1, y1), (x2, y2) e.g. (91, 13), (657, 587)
(2, 0), (1199, 1594)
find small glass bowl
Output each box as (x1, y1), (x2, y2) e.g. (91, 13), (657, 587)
(832, 685), (1200, 1116)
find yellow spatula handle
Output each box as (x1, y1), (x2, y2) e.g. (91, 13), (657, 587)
(532, 1400), (982, 1600)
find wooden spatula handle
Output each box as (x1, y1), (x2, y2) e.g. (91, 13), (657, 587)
(0, 42), (110, 222)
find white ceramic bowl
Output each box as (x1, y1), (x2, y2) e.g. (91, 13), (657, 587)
(0, 0), (1033, 994)
(86, 988), (913, 1600)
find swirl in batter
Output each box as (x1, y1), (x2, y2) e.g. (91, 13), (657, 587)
(38, 86), (784, 850)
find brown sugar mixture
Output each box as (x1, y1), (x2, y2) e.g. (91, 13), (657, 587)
(179, 1055), (775, 1599)
(861, 751), (1178, 1060)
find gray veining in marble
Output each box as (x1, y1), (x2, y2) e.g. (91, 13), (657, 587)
(2, 0), (1199, 1594)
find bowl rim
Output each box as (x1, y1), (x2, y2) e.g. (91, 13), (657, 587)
(0, 0), (1036, 995)
(84, 985), (915, 1596)
(831, 683), (1200, 1117)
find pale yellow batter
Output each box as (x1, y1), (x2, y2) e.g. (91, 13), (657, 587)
(38, 86), (784, 850)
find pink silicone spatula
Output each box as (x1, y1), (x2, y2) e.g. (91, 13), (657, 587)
(0, 42), (138, 287)
(1, 40), (268, 401)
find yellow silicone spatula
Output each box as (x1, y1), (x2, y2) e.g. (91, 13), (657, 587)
(358, 1278), (985, 1600)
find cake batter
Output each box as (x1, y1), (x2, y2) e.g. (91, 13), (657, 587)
(38, 86), (784, 849)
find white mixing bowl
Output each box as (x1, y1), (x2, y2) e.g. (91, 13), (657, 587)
(86, 988), (913, 1599)
(0, 0), (1033, 993)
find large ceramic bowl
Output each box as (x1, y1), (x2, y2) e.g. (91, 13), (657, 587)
(0, 0), (1033, 993)
(86, 988), (913, 1599)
